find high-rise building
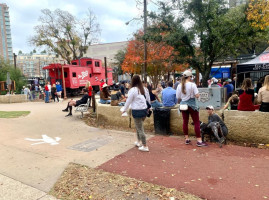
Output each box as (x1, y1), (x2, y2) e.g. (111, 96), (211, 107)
(229, 0), (247, 8)
(0, 3), (13, 61)
(17, 52), (59, 78)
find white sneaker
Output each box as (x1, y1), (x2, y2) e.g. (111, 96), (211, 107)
(138, 146), (149, 152)
(134, 141), (142, 147)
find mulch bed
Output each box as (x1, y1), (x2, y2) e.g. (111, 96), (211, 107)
(50, 163), (202, 200)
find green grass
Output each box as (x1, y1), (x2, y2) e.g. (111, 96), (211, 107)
(0, 111), (30, 118)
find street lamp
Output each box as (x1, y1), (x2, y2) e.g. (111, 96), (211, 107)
(125, 17), (142, 25)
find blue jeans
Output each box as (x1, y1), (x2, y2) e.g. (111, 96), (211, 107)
(45, 91), (49, 103)
(151, 100), (162, 108)
(100, 99), (111, 104)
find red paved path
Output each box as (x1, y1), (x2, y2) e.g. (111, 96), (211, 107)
(98, 136), (269, 200)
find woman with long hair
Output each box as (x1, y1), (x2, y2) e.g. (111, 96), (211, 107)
(85, 81), (93, 106)
(257, 75), (269, 112)
(238, 78), (255, 111)
(122, 75), (151, 152)
(51, 84), (59, 102)
(176, 70), (207, 147)
(147, 84), (162, 108)
(100, 84), (111, 104)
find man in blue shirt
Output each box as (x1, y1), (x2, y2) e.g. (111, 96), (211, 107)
(56, 81), (63, 99)
(162, 81), (177, 107)
(223, 79), (234, 100)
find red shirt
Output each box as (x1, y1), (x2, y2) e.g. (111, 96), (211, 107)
(238, 89), (255, 111)
(88, 86), (93, 96)
(45, 85), (49, 91)
(100, 82), (105, 91)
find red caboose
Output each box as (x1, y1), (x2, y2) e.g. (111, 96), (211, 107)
(43, 58), (113, 95)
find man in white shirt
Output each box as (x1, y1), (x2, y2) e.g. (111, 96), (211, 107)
(48, 81), (51, 99)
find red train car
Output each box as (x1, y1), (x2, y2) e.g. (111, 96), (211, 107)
(43, 58), (113, 95)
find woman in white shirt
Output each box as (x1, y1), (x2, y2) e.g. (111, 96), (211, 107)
(176, 70), (208, 147)
(122, 75), (151, 152)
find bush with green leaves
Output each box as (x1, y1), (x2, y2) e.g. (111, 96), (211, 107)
(0, 59), (26, 94)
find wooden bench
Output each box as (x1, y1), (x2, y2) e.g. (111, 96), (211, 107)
(75, 98), (90, 118)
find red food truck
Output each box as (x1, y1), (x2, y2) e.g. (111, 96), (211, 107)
(43, 57), (113, 95)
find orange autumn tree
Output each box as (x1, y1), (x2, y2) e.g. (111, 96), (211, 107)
(122, 33), (187, 87)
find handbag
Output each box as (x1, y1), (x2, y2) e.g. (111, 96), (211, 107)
(179, 83), (194, 111)
(179, 104), (188, 111)
(143, 95), (152, 117)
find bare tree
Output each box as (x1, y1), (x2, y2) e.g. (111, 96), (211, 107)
(29, 8), (101, 64)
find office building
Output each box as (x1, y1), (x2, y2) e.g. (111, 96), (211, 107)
(0, 3), (13, 61)
(17, 52), (59, 78)
(85, 41), (128, 68)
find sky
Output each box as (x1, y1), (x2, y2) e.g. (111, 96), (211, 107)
(3, 0), (150, 54)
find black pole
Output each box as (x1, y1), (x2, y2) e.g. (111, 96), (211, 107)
(143, 0), (147, 82)
(104, 57), (108, 84)
(13, 53), (17, 69)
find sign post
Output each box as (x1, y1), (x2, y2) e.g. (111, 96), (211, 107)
(6, 72), (11, 95)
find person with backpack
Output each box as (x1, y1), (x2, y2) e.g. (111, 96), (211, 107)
(121, 75), (151, 152)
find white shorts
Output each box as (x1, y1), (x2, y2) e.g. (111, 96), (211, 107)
(57, 92), (62, 96)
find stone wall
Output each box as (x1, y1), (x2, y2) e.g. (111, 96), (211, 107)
(0, 94), (27, 103)
(96, 103), (269, 144)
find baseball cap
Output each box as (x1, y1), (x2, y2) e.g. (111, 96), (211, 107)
(206, 105), (214, 110)
(226, 79), (232, 82)
(183, 70), (192, 77)
(212, 77), (218, 83)
(102, 83), (108, 88)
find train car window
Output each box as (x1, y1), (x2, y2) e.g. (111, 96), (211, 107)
(72, 72), (76, 77)
(89, 74), (92, 78)
(64, 72), (68, 78)
(86, 61), (92, 65)
(95, 61), (100, 67)
(72, 62), (77, 65)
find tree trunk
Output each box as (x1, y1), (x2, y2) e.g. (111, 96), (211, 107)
(201, 67), (211, 87)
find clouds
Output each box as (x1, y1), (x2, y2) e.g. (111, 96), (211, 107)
(4, 0), (143, 53)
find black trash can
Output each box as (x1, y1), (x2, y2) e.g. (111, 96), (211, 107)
(153, 108), (171, 135)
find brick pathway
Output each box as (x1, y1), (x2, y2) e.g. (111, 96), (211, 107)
(99, 136), (269, 200)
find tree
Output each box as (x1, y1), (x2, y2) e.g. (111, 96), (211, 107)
(0, 59), (26, 94)
(33, 49), (37, 53)
(247, 0), (269, 30)
(113, 49), (127, 76)
(146, 0), (269, 86)
(18, 50), (23, 55)
(30, 9), (101, 64)
(122, 31), (186, 86)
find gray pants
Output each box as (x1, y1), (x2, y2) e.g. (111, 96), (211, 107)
(133, 117), (146, 145)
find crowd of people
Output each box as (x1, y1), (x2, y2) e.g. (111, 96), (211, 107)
(22, 81), (63, 103)
(115, 73), (269, 151)
(23, 73), (269, 152)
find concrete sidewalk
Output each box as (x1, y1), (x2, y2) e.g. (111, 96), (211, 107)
(0, 174), (56, 200)
(0, 101), (137, 194)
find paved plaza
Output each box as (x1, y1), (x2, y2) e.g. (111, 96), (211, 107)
(0, 101), (136, 199)
(0, 101), (269, 200)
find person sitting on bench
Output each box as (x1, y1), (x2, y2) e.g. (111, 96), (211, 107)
(62, 88), (89, 117)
